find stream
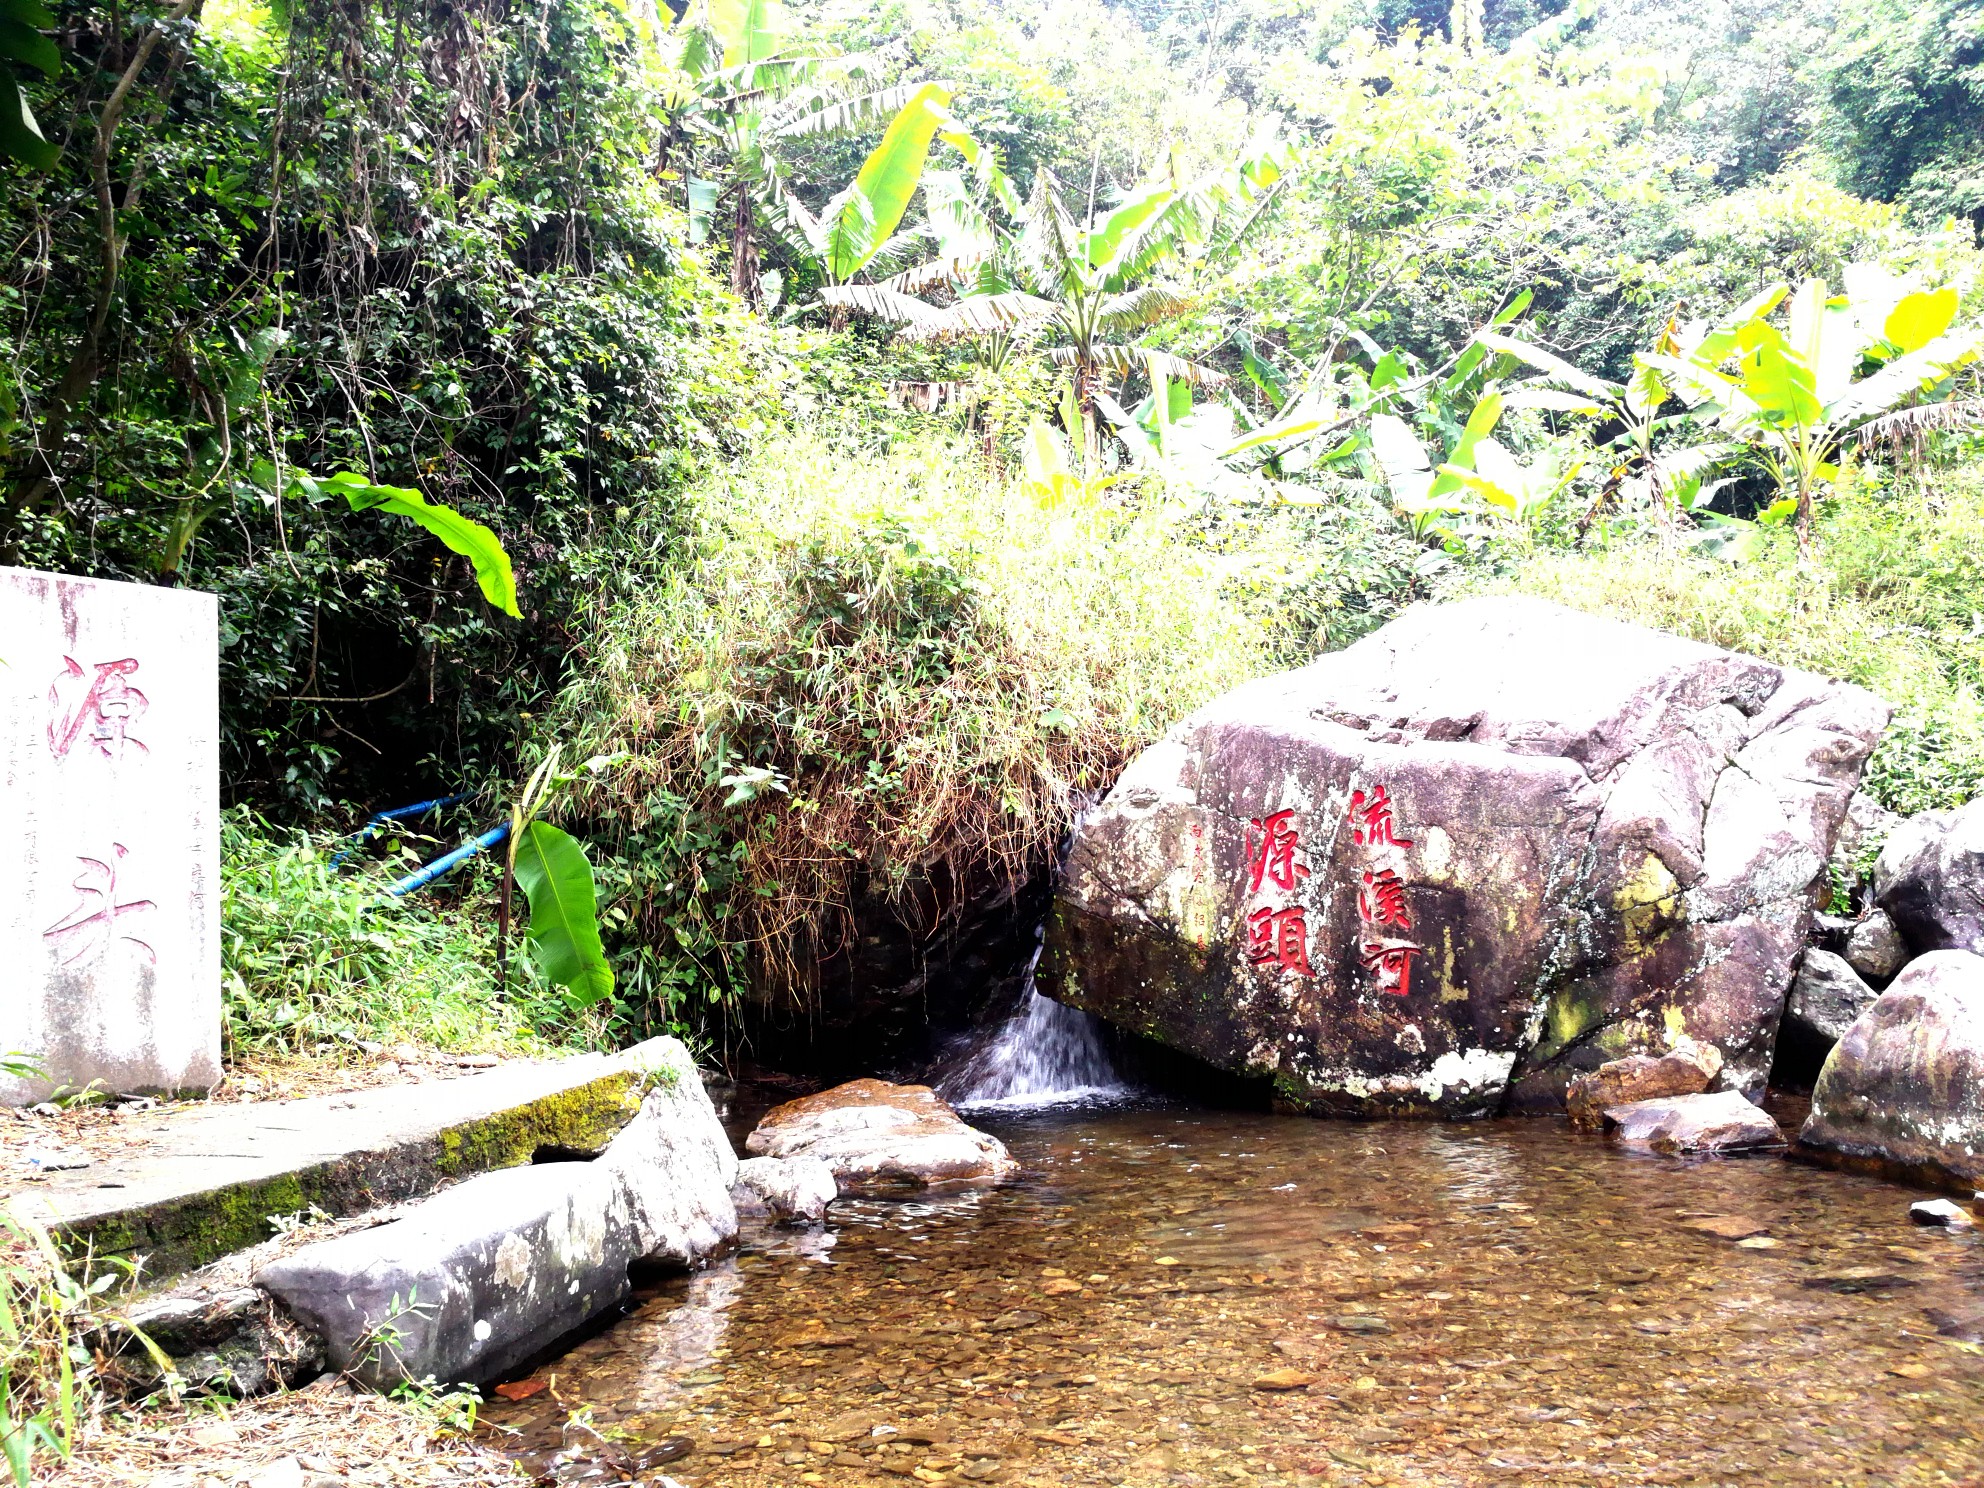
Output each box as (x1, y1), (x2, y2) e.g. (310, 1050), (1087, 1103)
(483, 1092), (1984, 1487)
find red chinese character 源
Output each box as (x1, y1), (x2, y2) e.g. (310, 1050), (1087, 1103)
(1247, 906), (1314, 975)
(47, 657), (149, 761)
(1360, 939), (1420, 997)
(1358, 867), (1413, 930)
(42, 844), (156, 968)
(1349, 785), (1412, 849)
(1244, 809), (1312, 893)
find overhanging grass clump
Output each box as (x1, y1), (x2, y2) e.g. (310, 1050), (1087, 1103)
(1476, 466), (1984, 816)
(554, 434), (1280, 1007)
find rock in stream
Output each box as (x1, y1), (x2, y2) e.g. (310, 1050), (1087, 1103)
(1042, 596), (1888, 1115)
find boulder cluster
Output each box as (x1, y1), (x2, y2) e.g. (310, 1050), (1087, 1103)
(1043, 596), (1984, 1189)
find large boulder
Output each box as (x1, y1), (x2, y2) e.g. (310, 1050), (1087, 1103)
(1041, 597), (1889, 1116)
(258, 1039), (735, 1389)
(1798, 950), (1984, 1192)
(1875, 799), (1984, 955)
(745, 1079), (1018, 1190)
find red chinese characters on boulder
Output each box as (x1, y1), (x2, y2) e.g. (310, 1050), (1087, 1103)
(1348, 785), (1412, 849)
(1246, 906), (1314, 975)
(1245, 809), (1312, 893)
(1238, 810), (1314, 976)
(1351, 786), (1422, 997)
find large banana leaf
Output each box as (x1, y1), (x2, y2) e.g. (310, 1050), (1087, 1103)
(820, 82), (954, 282)
(513, 821), (614, 1008)
(710, 0), (785, 68)
(315, 471), (522, 618)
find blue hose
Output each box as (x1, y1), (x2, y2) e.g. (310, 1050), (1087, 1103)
(332, 793), (472, 868)
(387, 822), (510, 897)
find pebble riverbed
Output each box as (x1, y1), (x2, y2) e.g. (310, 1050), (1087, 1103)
(482, 1102), (1984, 1487)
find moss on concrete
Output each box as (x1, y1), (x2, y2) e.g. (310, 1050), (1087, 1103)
(434, 1071), (644, 1176)
(62, 1070), (650, 1285)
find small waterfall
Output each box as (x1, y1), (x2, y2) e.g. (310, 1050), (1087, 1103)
(935, 952), (1128, 1109)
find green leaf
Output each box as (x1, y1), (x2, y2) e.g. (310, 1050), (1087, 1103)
(821, 83), (953, 282)
(0, 77), (56, 170)
(0, 16), (58, 76)
(710, 0), (785, 67)
(1474, 332), (1615, 401)
(1739, 342), (1821, 428)
(324, 471), (522, 618)
(1885, 289), (1959, 354)
(686, 178), (719, 246)
(513, 821), (614, 1008)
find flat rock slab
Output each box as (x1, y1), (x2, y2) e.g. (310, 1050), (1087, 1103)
(1565, 1041), (1721, 1129)
(1603, 1090), (1783, 1154)
(258, 1040), (737, 1390)
(745, 1080), (1018, 1190)
(5, 1044), (670, 1282)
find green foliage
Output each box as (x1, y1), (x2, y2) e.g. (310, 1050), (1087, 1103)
(0, 0), (57, 170)
(551, 431), (1292, 1006)
(219, 808), (575, 1058)
(513, 821), (615, 1009)
(1813, 0), (1984, 229)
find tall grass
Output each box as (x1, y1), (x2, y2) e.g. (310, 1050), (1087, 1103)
(220, 810), (571, 1059)
(554, 433), (1287, 1003)
(1476, 466), (1984, 815)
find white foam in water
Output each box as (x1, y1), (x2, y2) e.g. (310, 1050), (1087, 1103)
(937, 970), (1131, 1111)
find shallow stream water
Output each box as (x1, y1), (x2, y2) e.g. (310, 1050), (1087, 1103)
(485, 1103), (1984, 1487)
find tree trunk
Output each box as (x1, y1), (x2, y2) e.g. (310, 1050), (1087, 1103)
(729, 186), (761, 311)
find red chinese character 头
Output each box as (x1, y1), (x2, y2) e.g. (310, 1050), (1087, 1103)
(1358, 867), (1413, 930)
(1349, 785), (1412, 849)
(42, 844), (157, 968)
(1360, 940), (1420, 997)
(47, 657), (149, 761)
(1244, 809), (1312, 893)
(1247, 906), (1314, 975)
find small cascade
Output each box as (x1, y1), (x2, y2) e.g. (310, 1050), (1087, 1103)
(935, 954), (1129, 1109)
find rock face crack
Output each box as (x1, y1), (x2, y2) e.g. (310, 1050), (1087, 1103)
(1039, 597), (1891, 1117)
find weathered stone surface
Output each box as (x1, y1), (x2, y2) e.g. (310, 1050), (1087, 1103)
(100, 1285), (322, 1397)
(258, 1039), (736, 1388)
(1602, 1090), (1782, 1153)
(1910, 1198), (1975, 1227)
(1875, 800), (1984, 955)
(745, 1080), (1018, 1189)
(1042, 596), (1889, 1115)
(731, 1155), (837, 1223)
(1785, 949), (1881, 1046)
(0, 567), (221, 1104)
(1845, 909), (1911, 982)
(8, 1045), (667, 1284)
(1565, 1040), (1721, 1128)
(1799, 950), (1984, 1192)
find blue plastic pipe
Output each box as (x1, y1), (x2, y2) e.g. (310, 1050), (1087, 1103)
(387, 822), (510, 897)
(332, 793), (472, 868)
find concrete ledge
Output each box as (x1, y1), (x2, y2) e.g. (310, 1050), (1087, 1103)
(6, 1044), (674, 1284)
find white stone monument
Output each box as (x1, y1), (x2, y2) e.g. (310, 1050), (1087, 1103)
(1, 567), (220, 1103)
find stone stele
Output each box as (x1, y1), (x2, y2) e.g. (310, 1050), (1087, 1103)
(0, 567), (220, 1103)
(1041, 596), (1889, 1116)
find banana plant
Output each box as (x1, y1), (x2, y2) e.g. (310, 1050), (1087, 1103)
(1642, 265), (1982, 554)
(824, 122), (1294, 453)
(1368, 392), (1507, 542)
(499, 746), (615, 1011)
(671, 0), (956, 308)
